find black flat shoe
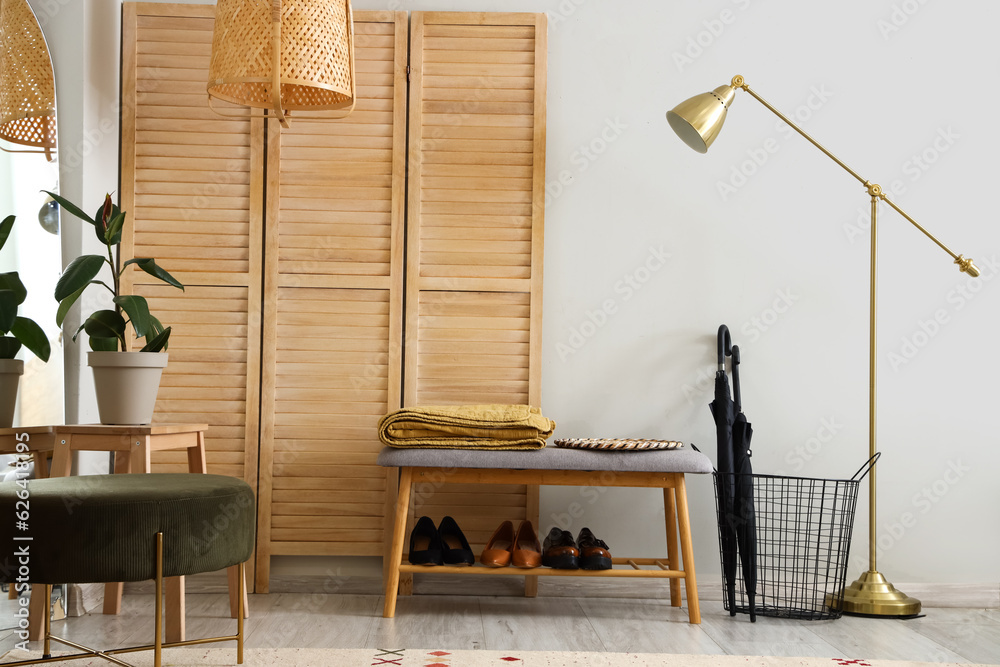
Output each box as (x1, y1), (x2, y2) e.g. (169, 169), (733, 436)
(408, 515), (443, 566)
(541, 526), (579, 569)
(438, 516), (475, 565)
(577, 527), (612, 570)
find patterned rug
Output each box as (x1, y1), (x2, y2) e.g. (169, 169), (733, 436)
(0, 648), (989, 666)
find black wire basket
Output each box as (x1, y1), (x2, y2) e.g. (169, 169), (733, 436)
(712, 454), (878, 621)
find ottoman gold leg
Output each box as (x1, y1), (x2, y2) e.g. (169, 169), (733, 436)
(155, 532), (163, 667)
(42, 585), (51, 659)
(237, 562), (245, 664)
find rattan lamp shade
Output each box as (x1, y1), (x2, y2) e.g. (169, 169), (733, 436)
(0, 0), (56, 159)
(207, 0), (355, 125)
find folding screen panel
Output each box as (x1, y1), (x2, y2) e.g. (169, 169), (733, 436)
(404, 12), (547, 550)
(120, 3), (263, 489)
(254, 11), (408, 590)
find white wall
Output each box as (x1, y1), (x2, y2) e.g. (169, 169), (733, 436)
(37, 0), (1000, 589)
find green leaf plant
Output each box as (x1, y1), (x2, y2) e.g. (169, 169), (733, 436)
(48, 192), (184, 352)
(0, 215), (51, 362)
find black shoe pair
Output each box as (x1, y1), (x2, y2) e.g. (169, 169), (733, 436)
(408, 515), (475, 566)
(541, 526), (613, 570)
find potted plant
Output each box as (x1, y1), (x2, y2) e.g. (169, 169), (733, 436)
(0, 215), (51, 427)
(48, 191), (184, 425)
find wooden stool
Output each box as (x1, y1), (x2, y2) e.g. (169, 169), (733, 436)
(39, 424), (247, 644)
(377, 446), (713, 624)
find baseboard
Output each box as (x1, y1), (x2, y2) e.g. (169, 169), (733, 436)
(125, 572), (999, 609)
(892, 582), (1000, 609)
(694, 574), (999, 609)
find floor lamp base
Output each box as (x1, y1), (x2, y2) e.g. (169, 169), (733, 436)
(830, 570), (922, 617)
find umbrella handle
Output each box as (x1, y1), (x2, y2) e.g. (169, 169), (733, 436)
(717, 324), (732, 370)
(851, 452), (882, 481)
(732, 345), (742, 412)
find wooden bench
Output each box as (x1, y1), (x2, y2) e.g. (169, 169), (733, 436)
(377, 445), (713, 624)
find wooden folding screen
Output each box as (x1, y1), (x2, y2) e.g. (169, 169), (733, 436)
(121, 5), (545, 591)
(120, 4), (262, 490)
(403, 12), (547, 550)
(254, 11), (408, 591)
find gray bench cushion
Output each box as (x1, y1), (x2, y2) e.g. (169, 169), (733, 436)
(377, 445), (713, 474)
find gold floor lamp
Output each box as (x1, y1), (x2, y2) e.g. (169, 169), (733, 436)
(666, 75), (979, 617)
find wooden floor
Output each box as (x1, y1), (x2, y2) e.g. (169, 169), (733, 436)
(0, 578), (998, 663)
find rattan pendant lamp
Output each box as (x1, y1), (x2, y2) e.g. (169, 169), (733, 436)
(207, 0), (356, 127)
(0, 0), (57, 161)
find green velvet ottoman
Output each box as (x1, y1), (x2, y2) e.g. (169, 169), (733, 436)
(0, 473), (255, 667)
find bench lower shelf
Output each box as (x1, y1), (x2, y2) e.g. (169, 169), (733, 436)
(398, 557), (684, 578)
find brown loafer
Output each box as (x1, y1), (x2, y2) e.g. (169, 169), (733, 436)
(480, 520), (514, 567)
(511, 520), (541, 569)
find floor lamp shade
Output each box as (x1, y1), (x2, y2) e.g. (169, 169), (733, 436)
(0, 0), (56, 157)
(666, 84), (736, 154)
(207, 0), (356, 122)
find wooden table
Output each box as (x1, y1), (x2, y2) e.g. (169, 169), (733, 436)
(28, 423), (246, 643)
(48, 423), (209, 478)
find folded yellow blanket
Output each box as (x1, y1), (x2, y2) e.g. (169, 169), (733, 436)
(378, 404), (556, 450)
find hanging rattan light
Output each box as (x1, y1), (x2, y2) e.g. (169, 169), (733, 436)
(0, 0), (57, 161)
(207, 0), (356, 126)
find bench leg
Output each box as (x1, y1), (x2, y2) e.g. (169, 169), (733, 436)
(49, 435), (72, 478)
(673, 474), (700, 624)
(165, 576), (184, 643)
(27, 586), (45, 641)
(383, 467), (412, 617)
(31, 451), (49, 479)
(103, 582), (124, 615)
(228, 564), (249, 619)
(663, 487), (682, 607)
(398, 487), (415, 597)
(187, 432), (208, 474)
(524, 575), (538, 598)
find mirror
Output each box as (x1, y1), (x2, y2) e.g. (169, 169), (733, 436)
(0, 0), (62, 429)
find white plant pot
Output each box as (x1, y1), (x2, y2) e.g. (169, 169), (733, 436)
(88, 351), (168, 425)
(0, 359), (24, 428)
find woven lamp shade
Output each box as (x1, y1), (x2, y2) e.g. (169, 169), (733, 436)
(0, 0), (56, 158)
(207, 0), (355, 124)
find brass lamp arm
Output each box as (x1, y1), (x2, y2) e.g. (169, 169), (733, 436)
(733, 76), (979, 277)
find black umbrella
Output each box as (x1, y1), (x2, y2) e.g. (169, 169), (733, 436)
(708, 324), (737, 615)
(731, 345), (757, 621)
